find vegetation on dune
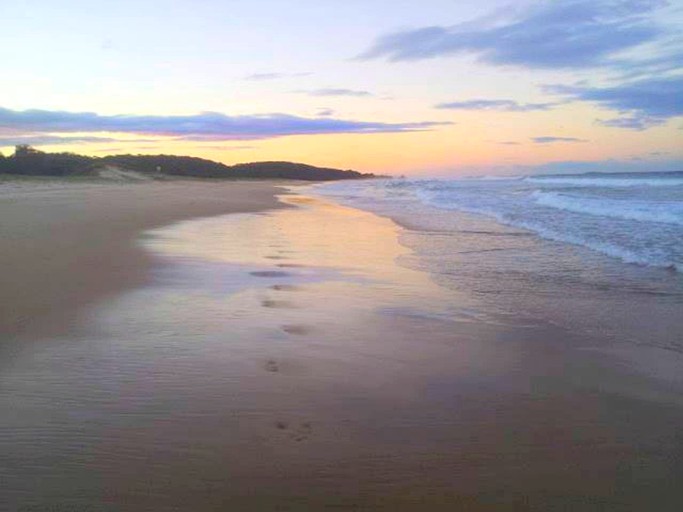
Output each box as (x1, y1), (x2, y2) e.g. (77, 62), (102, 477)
(0, 145), (94, 176)
(0, 145), (379, 181)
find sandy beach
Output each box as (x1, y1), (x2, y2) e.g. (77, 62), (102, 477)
(0, 180), (283, 341)
(2, 180), (683, 511)
(3, 0), (681, 508)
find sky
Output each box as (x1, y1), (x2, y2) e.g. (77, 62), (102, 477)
(0, 0), (681, 176)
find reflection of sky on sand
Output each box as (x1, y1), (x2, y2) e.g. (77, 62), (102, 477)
(101, 193), (494, 340)
(5, 193), (683, 510)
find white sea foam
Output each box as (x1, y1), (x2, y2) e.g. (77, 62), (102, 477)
(525, 174), (683, 188)
(533, 191), (683, 226)
(316, 173), (683, 272)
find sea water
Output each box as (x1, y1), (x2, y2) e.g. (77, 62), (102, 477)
(314, 172), (683, 351)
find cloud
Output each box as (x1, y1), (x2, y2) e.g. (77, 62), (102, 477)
(244, 72), (311, 81)
(358, 0), (666, 69)
(92, 147), (125, 153)
(518, 157), (683, 174)
(0, 107), (449, 141)
(316, 108), (335, 117)
(0, 135), (157, 146)
(608, 48), (683, 80)
(435, 99), (557, 111)
(547, 74), (683, 129)
(497, 141), (521, 145)
(595, 116), (662, 130)
(196, 145), (255, 151)
(297, 88), (374, 97)
(532, 136), (587, 143)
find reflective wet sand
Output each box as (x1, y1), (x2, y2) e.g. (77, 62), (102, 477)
(2, 188), (683, 511)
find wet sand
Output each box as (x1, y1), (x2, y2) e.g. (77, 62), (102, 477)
(0, 180), (284, 340)
(2, 184), (683, 511)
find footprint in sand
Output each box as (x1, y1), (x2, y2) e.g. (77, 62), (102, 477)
(270, 284), (301, 292)
(265, 360), (279, 372)
(262, 299), (297, 309)
(250, 270), (291, 278)
(292, 422), (313, 442)
(273, 420), (313, 441)
(281, 324), (313, 336)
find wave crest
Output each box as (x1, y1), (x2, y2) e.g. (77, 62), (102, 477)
(533, 191), (683, 226)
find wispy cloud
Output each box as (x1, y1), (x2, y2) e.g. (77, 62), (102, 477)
(92, 147), (125, 153)
(357, 0), (667, 69)
(0, 107), (450, 141)
(547, 75), (683, 129)
(595, 116), (661, 130)
(316, 108), (335, 117)
(244, 72), (311, 81)
(435, 99), (557, 111)
(0, 135), (157, 146)
(518, 157), (683, 175)
(607, 48), (683, 80)
(497, 141), (521, 145)
(296, 88), (374, 97)
(196, 145), (255, 151)
(532, 136), (587, 143)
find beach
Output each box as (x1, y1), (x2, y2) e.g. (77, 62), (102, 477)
(0, 180), (283, 341)
(2, 180), (683, 511)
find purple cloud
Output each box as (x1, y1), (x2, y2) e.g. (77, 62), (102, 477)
(0, 107), (450, 141)
(436, 99), (557, 111)
(532, 136), (587, 143)
(316, 108), (335, 117)
(297, 89), (374, 97)
(519, 157), (683, 174)
(244, 72), (311, 81)
(548, 75), (683, 129)
(595, 116), (662, 130)
(358, 0), (666, 69)
(0, 134), (157, 146)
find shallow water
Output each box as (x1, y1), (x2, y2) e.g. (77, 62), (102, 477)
(314, 178), (683, 353)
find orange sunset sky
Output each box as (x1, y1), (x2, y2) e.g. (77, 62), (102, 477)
(1, 0), (681, 176)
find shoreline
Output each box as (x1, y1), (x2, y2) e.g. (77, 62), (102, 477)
(0, 179), (286, 340)
(311, 181), (683, 358)
(2, 183), (683, 510)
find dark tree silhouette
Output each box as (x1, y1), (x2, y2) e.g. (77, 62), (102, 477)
(0, 148), (380, 180)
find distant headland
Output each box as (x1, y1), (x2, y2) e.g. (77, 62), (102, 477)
(0, 145), (383, 181)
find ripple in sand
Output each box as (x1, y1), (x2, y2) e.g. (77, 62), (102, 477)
(250, 270), (291, 278)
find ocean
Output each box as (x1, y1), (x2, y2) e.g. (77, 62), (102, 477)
(314, 172), (683, 352)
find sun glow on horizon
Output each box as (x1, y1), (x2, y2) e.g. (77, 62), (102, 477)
(1, 0), (681, 175)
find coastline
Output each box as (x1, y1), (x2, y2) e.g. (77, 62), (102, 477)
(0, 179), (286, 340)
(2, 183), (683, 510)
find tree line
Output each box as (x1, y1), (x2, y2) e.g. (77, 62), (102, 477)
(0, 145), (379, 181)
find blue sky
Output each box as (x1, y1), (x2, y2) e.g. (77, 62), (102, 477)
(0, 0), (681, 175)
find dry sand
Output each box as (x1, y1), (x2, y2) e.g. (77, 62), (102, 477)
(0, 180), (284, 340)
